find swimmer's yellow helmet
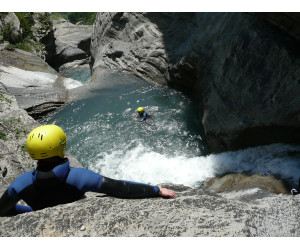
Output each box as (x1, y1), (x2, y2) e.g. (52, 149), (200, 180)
(137, 107), (144, 112)
(26, 125), (67, 160)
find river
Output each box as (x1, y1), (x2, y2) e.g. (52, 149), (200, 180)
(41, 69), (300, 189)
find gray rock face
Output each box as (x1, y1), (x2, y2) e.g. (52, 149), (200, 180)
(0, 184), (299, 237)
(90, 12), (300, 153)
(47, 19), (93, 70)
(0, 82), (39, 195)
(0, 48), (82, 119)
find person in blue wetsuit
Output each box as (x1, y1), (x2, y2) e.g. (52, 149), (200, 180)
(0, 125), (176, 217)
(137, 107), (149, 122)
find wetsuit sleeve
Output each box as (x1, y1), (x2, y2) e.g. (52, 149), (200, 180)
(68, 167), (159, 198)
(14, 204), (33, 214)
(0, 190), (32, 216)
(99, 176), (160, 198)
(0, 171), (35, 216)
(0, 190), (18, 216)
(0, 187), (33, 217)
(67, 167), (103, 193)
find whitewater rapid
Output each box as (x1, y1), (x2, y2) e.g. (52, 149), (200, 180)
(91, 142), (300, 188)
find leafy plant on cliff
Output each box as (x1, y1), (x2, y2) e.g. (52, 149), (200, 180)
(67, 12), (96, 25)
(0, 23), (21, 44)
(36, 12), (53, 33)
(15, 12), (34, 38)
(2, 23), (12, 41)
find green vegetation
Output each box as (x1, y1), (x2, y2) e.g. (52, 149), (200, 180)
(53, 12), (96, 25)
(68, 12), (96, 25)
(0, 12), (95, 57)
(51, 12), (69, 20)
(0, 130), (7, 140)
(0, 12), (52, 58)
(2, 23), (14, 43)
(15, 12), (35, 38)
(36, 12), (53, 31)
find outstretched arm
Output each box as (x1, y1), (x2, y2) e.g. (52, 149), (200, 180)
(68, 167), (176, 199)
(100, 177), (160, 198)
(100, 177), (176, 199)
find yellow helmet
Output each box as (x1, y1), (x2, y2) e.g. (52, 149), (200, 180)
(137, 107), (144, 112)
(26, 125), (67, 160)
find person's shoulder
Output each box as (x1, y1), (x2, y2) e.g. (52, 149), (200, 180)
(9, 171), (35, 193)
(13, 171), (34, 183)
(67, 167), (97, 182)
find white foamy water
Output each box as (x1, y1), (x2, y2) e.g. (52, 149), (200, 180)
(62, 77), (83, 89)
(89, 142), (300, 188)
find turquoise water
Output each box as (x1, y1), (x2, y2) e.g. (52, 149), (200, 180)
(60, 66), (91, 83)
(43, 71), (300, 188)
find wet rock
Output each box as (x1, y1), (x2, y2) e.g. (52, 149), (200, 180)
(203, 174), (290, 194)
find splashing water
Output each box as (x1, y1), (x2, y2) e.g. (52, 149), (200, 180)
(43, 72), (300, 188)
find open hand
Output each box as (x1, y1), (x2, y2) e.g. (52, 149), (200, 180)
(158, 187), (176, 199)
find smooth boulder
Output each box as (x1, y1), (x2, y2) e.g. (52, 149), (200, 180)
(0, 48), (82, 119)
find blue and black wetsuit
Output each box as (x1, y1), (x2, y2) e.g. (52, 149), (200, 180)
(0, 158), (159, 216)
(138, 111), (148, 122)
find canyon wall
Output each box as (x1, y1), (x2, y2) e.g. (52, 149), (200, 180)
(90, 12), (300, 153)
